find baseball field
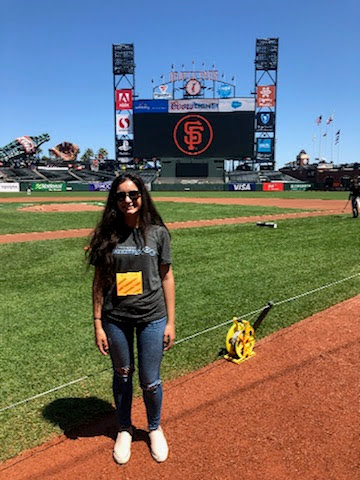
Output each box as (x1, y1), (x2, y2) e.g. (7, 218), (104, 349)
(0, 190), (359, 479)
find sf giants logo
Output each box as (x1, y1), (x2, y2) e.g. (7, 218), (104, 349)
(184, 120), (204, 151)
(173, 114), (213, 155)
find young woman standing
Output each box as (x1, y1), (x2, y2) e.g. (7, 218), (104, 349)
(88, 173), (175, 464)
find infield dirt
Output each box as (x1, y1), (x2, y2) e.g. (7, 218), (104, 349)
(0, 196), (352, 244)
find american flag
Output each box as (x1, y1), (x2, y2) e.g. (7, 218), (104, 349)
(316, 115), (322, 125)
(335, 130), (341, 145)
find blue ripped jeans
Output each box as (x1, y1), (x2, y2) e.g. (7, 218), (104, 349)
(103, 316), (166, 431)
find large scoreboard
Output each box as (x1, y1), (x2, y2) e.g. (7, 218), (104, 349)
(131, 98), (255, 159)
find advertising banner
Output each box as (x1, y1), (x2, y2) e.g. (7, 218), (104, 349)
(263, 182), (284, 192)
(153, 84), (173, 99)
(89, 182), (113, 192)
(228, 182), (257, 191)
(116, 139), (133, 158)
(32, 182), (66, 192)
(116, 113), (133, 135)
(256, 85), (276, 107)
(257, 138), (273, 153)
(115, 89), (133, 110)
(168, 99), (219, 113)
(256, 112), (275, 131)
(289, 183), (311, 191)
(218, 98), (255, 112)
(134, 100), (168, 114)
(257, 152), (273, 161)
(0, 182), (20, 192)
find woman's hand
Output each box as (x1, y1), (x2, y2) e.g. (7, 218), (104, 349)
(163, 322), (175, 351)
(95, 327), (109, 356)
(160, 264), (176, 351)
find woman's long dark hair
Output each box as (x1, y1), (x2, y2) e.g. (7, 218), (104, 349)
(87, 173), (167, 287)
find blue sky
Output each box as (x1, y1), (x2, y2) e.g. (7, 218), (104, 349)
(1, 0), (358, 168)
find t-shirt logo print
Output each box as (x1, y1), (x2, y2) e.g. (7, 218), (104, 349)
(173, 114), (213, 155)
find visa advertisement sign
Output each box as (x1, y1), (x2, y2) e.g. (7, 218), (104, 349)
(228, 182), (257, 191)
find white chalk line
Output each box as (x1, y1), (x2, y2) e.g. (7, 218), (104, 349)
(1, 272), (359, 414)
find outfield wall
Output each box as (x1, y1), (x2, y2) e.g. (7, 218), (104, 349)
(17, 181), (313, 192)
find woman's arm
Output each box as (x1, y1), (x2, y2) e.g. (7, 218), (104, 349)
(160, 263), (176, 351)
(92, 266), (109, 356)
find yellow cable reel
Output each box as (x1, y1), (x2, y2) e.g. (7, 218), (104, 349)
(225, 318), (256, 364)
(224, 302), (273, 365)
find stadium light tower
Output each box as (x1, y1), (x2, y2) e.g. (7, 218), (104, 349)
(254, 38), (279, 172)
(112, 44), (135, 164)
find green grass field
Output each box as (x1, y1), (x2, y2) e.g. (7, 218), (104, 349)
(0, 191), (358, 461)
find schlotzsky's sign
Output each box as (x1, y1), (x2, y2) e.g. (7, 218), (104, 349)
(32, 182), (66, 192)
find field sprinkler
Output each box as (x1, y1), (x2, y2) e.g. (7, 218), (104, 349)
(224, 301), (273, 364)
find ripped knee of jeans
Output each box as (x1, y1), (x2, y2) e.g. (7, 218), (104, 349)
(114, 365), (134, 383)
(140, 379), (162, 393)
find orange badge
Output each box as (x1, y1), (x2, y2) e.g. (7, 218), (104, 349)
(116, 272), (143, 296)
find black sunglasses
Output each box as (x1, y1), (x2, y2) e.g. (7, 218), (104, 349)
(115, 191), (141, 202)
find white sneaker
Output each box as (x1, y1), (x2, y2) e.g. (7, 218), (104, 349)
(149, 426), (169, 462)
(113, 428), (132, 465)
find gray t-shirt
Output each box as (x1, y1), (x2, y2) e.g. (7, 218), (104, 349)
(102, 225), (171, 323)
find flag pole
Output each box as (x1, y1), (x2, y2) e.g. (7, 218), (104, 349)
(312, 134), (316, 162)
(330, 111), (334, 163)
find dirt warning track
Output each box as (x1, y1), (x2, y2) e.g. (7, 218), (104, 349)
(2, 295), (359, 480)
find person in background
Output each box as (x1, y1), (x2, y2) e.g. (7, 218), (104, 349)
(348, 177), (360, 218)
(87, 173), (175, 465)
